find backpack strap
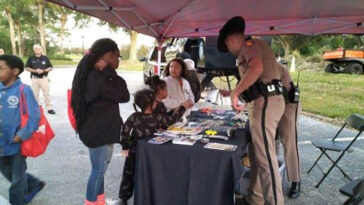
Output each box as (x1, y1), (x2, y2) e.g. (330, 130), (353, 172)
(19, 84), (29, 115)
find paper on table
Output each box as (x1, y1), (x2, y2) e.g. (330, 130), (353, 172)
(172, 137), (196, 146)
(204, 142), (237, 151)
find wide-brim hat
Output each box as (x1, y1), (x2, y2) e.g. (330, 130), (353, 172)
(217, 16), (246, 53)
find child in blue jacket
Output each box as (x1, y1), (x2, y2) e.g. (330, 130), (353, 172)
(0, 55), (45, 205)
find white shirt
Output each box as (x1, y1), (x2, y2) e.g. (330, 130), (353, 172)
(162, 76), (194, 112)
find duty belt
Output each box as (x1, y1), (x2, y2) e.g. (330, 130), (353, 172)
(282, 82), (300, 104)
(239, 80), (283, 103)
(31, 75), (47, 79)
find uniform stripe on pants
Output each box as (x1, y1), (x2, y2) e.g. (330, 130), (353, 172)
(261, 96), (278, 205)
(294, 104), (301, 180)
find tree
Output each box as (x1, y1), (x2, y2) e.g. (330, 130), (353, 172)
(98, 20), (138, 61)
(37, 0), (46, 54)
(129, 30), (138, 61)
(0, 1), (17, 54)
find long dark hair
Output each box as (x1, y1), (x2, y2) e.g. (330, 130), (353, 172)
(145, 75), (166, 93)
(163, 58), (187, 78)
(71, 38), (118, 132)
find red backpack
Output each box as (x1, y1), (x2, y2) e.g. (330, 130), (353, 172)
(67, 89), (76, 130)
(19, 85), (55, 157)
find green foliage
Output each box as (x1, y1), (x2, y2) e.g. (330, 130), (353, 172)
(48, 53), (72, 61)
(291, 71), (364, 120)
(137, 45), (151, 59)
(120, 45), (130, 60)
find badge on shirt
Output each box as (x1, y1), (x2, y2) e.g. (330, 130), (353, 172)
(42, 61), (46, 65)
(7, 96), (19, 108)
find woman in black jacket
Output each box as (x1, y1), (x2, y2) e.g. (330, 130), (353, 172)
(71, 38), (130, 205)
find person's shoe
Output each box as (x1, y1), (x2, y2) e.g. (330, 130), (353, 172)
(287, 182), (301, 199)
(120, 200), (128, 205)
(48, 109), (56, 114)
(96, 193), (106, 205)
(25, 181), (46, 203)
(105, 198), (121, 205)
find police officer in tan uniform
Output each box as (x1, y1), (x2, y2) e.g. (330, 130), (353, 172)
(218, 16), (285, 205)
(277, 63), (301, 198)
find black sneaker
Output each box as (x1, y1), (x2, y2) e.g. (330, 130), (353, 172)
(25, 181), (46, 203)
(47, 109), (56, 114)
(287, 182), (301, 199)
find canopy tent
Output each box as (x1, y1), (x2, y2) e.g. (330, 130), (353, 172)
(47, 0), (364, 41)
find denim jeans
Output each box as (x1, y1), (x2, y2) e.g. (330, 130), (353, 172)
(0, 152), (42, 205)
(86, 144), (113, 202)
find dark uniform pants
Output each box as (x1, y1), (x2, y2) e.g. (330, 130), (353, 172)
(278, 103), (301, 182)
(247, 95), (285, 205)
(119, 152), (136, 201)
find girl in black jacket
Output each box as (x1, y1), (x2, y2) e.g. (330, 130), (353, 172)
(118, 89), (187, 205)
(145, 75), (168, 115)
(71, 38), (130, 205)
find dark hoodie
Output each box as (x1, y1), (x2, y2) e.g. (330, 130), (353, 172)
(79, 66), (129, 147)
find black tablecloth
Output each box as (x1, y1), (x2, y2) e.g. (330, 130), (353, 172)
(134, 129), (249, 205)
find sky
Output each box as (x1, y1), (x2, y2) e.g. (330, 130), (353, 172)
(59, 16), (156, 50)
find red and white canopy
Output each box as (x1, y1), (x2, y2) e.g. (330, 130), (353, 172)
(47, 0), (364, 41)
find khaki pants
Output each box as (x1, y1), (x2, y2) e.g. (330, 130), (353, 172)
(247, 95), (285, 205)
(277, 103), (301, 182)
(31, 77), (53, 110)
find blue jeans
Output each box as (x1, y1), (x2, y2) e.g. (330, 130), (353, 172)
(0, 152), (42, 205)
(86, 144), (113, 202)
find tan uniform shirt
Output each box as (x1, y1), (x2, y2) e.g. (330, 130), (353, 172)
(236, 38), (282, 83)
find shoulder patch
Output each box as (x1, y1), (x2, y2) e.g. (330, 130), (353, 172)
(245, 39), (254, 48)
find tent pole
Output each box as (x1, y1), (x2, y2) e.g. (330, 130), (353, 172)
(157, 42), (162, 76)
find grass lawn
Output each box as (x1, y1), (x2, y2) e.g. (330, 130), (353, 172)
(212, 71), (364, 120)
(118, 61), (143, 71)
(292, 71), (364, 120)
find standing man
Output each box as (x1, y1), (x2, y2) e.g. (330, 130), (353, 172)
(218, 16), (285, 205)
(25, 44), (55, 114)
(277, 63), (301, 198)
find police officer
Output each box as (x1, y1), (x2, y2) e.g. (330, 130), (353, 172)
(218, 16), (285, 205)
(277, 63), (301, 198)
(25, 44), (55, 114)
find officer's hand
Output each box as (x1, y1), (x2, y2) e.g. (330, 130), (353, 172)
(121, 150), (129, 157)
(230, 90), (244, 113)
(36, 69), (44, 74)
(13, 135), (22, 143)
(219, 89), (231, 97)
(95, 59), (108, 71)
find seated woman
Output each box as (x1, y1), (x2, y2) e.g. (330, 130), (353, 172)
(176, 52), (202, 102)
(162, 58), (194, 114)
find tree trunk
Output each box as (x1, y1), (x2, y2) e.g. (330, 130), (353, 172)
(5, 10), (17, 55)
(283, 43), (290, 60)
(276, 37), (290, 60)
(128, 30), (138, 61)
(15, 22), (23, 58)
(38, 0), (46, 55)
(60, 13), (67, 54)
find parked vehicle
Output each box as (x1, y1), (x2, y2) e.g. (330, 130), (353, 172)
(323, 48), (364, 74)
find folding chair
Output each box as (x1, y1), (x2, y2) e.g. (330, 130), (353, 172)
(307, 114), (364, 188)
(340, 178), (364, 205)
